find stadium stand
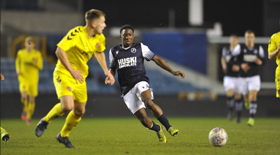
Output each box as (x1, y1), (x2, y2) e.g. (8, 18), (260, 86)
(1, 57), (209, 95)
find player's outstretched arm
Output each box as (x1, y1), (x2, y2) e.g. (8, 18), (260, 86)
(56, 47), (84, 84)
(94, 52), (115, 85)
(152, 55), (185, 78)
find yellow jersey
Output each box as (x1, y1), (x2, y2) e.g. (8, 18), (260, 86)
(55, 26), (106, 78)
(268, 31), (280, 65)
(15, 48), (43, 83)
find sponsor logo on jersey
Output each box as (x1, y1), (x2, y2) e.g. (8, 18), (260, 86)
(243, 54), (257, 62)
(56, 76), (61, 83)
(131, 48), (137, 53)
(118, 57), (137, 69)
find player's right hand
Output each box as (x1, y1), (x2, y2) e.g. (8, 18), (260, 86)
(222, 66), (227, 73)
(70, 70), (84, 84)
(232, 65), (240, 72)
(241, 63), (250, 72)
(172, 71), (185, 78)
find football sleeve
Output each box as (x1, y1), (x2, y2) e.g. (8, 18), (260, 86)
(231, 44), (241, 56)
(34, 51), (43, 70)
(96, 34), (106, 53)
(109, 49), (116, 70)
(231, 44), (243, 63)
(15, 50), (21, 72)
(140, 43), (155, 61)
(268, 34), (276, 53)
(258, 45), (265, 65)
(57, 29), (77, 52)
(221, 47), (227, 58)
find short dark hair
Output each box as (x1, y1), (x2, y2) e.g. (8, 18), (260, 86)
(230, 34), (238, 38)
(120, 24), (134, 34)
(85, 9), (105, 24)
(245, 29), (254, 35)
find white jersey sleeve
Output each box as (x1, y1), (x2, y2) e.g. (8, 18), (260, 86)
(109, 49), (116, 68)
(222, 47), (227, 57)
(140, 43), (155, 61)
(258, 46), (265, 58)
(231, 44), (241, 56)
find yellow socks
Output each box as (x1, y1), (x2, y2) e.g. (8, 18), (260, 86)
(26, 103), (35, 120)
(21, 99), (28, 112)
(43, 103), (65, 123)
(60, 111), (81, 137)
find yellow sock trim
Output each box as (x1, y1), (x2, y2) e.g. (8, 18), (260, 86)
(43, 103), (65, 123)
(0, 127), (2, 130)
(60, 111), (81, 137)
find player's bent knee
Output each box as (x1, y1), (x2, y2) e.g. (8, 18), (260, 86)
(143, 98), (153, 105)
(145, 101), (156, 110)
(61, 106), (73, 112)
(73, 110), (85, 117)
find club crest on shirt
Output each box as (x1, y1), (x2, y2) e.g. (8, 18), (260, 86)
(96, 43), (100, 48)
(131, 48), (136, 53)
(67, 86), (72, 92)
(244, 49), (247, 53)
(116, 51), (119, 55)
(254, 49), (258, 54)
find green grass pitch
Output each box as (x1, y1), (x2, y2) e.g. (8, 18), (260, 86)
(1, 117), (280, 155)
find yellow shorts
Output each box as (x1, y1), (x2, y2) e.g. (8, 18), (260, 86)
(53, 71), (87, 103)
(275, 66), (280, 98)
(19, 78), (38, 97)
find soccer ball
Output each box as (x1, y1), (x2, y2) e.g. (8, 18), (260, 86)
(208, 127), (228, 147)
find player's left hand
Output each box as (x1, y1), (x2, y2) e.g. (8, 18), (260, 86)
(172, 71), (185, 78)
(105, 72), (115, 85)
(255, 58), (262, 65)
(241, 63), (250, 72)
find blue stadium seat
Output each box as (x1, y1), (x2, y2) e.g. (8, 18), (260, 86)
(1, 57), (208, 94)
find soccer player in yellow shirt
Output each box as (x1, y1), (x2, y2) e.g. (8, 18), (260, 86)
(0, 73), (11, 142)
(35, 9), (115, 148)
(268, 19), (280, 98)
(16, 36), (43, 125)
